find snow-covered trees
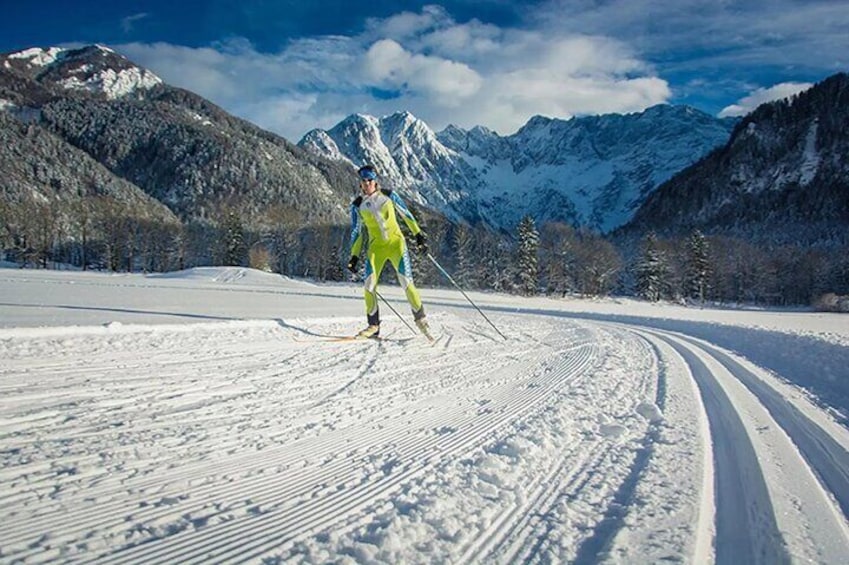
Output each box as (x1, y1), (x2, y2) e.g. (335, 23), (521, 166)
(453, 225), (475, 288)
(635, 232), (671, 302)
(516, 215), (539, 296)
(2, 192), (845, 308)
(221, 211), (246, 267)
(572, 234), (622, 297)
(684, 230), (711, 302)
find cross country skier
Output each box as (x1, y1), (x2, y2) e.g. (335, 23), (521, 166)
(347, 165), (430, 339)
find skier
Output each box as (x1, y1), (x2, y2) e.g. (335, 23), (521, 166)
(347, 165), (430, 339)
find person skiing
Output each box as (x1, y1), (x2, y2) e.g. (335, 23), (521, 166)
(347, 165), (429, 339)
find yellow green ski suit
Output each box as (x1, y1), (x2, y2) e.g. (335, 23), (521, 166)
(350, 189), (425, 326)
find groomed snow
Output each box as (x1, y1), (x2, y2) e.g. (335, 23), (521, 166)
(1, 266), (848, 563)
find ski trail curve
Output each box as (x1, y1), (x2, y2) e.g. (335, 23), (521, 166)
(634, 327), (849, 564)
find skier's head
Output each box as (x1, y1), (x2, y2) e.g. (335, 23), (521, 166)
(358, 165), (378, 195)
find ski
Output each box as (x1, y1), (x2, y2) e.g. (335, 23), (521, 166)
(294, 335), (415, 344)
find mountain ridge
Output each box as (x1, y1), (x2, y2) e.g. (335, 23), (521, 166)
(622, 72), (849, 245)
(299, 104), (738, 232)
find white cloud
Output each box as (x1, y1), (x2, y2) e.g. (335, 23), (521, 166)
(121, 13), (149, 34)
(118, 6), (673, 140)
(363, 39), (482, 99)
(718, 82), (814, 117)
(364, 5), (453, 41)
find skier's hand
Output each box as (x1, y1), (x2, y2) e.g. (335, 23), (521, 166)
(415, 232), (428, 254)
(347, 256), (359, 273)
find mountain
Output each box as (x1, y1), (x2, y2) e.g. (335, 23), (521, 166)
(299, 106), (737, 232)
(623, 73), (849, 245)
(0, 45), (356, 227)
(300, 112), (482, 223)
(0, 108), (176, 216)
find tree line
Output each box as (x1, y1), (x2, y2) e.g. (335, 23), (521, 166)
(2, 196), (846, 309)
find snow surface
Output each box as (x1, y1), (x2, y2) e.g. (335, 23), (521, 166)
(58, 66), (163, 100)
(2, 266), (848, 563)
(7, 47), (65, 67)
(799, 120), (821, 186)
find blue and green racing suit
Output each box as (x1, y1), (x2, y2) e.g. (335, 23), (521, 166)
(350, 189), (425, 326)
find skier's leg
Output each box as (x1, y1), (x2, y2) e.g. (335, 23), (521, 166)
(364, 250), (387, 326)
(391, 244), (425, 320)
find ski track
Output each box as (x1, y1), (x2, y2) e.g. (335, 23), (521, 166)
(628, 326), (849, 564)
(2, 309), (849, 563)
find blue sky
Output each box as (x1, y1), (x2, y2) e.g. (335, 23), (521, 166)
(2, 1), (846, 141)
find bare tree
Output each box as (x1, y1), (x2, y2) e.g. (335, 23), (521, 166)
(572, 234), (622, 296)
(539, 222), (577, 295)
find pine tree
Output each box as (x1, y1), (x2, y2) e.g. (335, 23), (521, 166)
(684, 230), (711, 302)
(222, 211), (246, 266)
(635, 232), (670, 302)
(517, 215), (539, 296)
(454, 225), (474, 287)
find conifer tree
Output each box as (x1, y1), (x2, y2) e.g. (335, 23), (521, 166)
(454, 225), (474, 287)
(517, 215), (539, 295)
(222, 211), (246, 266)
(635, 232), (670, 302)
(684, 230), (711, 302)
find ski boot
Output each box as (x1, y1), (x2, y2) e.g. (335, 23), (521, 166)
(356, 324), (380, 339)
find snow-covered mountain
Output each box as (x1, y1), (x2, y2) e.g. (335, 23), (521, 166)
(300, 112), (482, 223)
(1, 45), (162, 101)
(300, 106), (737, 232)
(0, 45), (357, 226)
(625, 73), (849, 245)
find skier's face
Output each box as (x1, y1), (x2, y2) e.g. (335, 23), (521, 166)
(360, 179), (377, 196)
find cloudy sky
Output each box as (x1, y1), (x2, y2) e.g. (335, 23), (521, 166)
(2, 0), (846, 141)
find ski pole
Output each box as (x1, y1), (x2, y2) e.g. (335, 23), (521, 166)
(375, 289), (418, 336)
(426, 253), (506, 340)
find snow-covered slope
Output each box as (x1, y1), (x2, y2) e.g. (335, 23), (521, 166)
(626, 73), (849, 244)
(300, 107), (736, 232)
(2, 45), (162, 100)
(301, 112), (482, 222)
(2, 267), (849, 563)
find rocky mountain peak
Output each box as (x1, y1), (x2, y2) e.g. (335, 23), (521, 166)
(300, 106), (738, 232)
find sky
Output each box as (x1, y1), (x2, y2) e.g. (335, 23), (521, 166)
(1, 0), (847, 141)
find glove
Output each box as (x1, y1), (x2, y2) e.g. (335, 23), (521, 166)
(415, 232), (428, 254)
(347, 256), (359, 273)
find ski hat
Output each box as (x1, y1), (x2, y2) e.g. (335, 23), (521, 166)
(358, 165), (377, 181)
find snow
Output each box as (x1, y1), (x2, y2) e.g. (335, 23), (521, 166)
(799, 120), (820, 186)
(1, 266), (848, 563)
(7, 47), (65, 67)
(58, 66), (163, 100)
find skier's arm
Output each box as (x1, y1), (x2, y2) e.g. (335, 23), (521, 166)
(387, 190), (422, 236)
(349, 201), (364, 257)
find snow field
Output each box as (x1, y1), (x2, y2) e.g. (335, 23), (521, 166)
(2, 313), (675, 563)
(2, 267), (849, 563)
